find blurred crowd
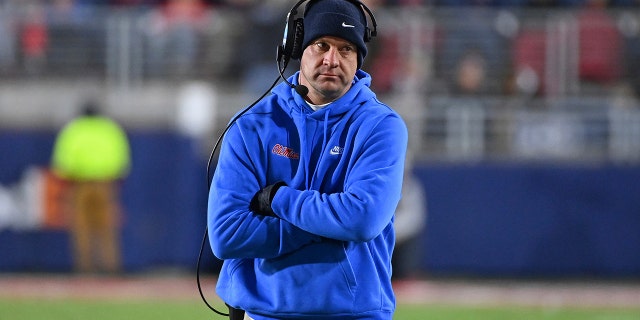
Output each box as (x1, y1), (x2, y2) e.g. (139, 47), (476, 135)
(3, 0), (639, 8)
(1, 0), (640, 101)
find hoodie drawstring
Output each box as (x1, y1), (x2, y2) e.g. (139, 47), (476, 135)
(308, 111), (331, 188)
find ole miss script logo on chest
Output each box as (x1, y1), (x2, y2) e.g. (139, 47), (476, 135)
(272, 144), (300, 160)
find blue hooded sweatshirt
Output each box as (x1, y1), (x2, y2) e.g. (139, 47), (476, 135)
(208, 70), (408, 320)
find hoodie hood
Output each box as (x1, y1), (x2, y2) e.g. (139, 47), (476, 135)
(272, 69), (374, 120)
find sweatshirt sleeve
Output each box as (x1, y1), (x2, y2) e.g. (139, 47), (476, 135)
(272, 114), (408, 242)
(207, 123), (322, 260)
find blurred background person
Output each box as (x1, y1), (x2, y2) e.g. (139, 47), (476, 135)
(452, 49), (488, 96)
(392, 152), (427, 281)
(20, 0), (48, 76)
(51, 100), (131, 274)
(143, 0), (210, 78)
(238, 0), (290, 95)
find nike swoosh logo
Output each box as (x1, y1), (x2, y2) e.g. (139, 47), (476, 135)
(342, 22), (355, 28)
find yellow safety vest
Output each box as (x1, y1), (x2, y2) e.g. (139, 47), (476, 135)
(52, 116), (131, 181)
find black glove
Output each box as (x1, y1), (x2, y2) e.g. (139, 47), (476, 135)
(249, 181), (286, 217)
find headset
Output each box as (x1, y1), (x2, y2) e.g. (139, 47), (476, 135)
(278, 0), (378, 63)
(276, 0), (378, 96)
(197, 1), (378, 318)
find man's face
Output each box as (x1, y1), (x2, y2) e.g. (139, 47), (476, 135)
(298, 36), (358, 105)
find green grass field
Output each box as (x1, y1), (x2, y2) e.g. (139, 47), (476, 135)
(1, 299), (639, 320)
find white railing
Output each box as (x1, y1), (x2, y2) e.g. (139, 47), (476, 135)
(407, 95), (640, 163)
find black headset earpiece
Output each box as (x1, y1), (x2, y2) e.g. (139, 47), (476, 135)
(278, 0), (307, 64)
(358, 0), (377, 42)
(290, 18), (305, 60)
(278, 0), (377, 65)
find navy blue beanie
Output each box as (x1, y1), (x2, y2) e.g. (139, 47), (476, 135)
(302, 0), (368, 68)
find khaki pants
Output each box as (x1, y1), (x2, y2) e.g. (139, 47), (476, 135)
(70, 181), (121, 273)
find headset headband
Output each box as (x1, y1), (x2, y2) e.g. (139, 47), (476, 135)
(277, 0), (378, 64)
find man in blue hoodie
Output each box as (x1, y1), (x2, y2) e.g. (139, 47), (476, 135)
(208, 0), (408, 319)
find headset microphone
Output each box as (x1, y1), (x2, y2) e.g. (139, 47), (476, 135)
(277, 46), (309, 97)
(278, 61), (308, 97)
(295, 83), (309, 97)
